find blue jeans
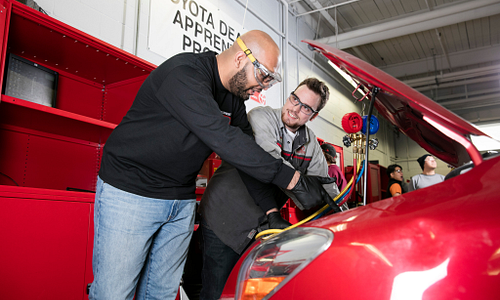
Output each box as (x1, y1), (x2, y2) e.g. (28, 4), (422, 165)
(89, 177), (196, 300)
(199, 222), (241, 300)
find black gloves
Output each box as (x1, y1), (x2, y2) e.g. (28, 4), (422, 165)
(290, 174), (341, 213)
(267, 211), (292, 229)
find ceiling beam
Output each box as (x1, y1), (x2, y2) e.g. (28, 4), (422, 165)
(296, 0), (360, 17)
(425, 0), (452, 71)
(315, 0), (500, 49)
(443, 96), (500, 111)
(440, 93), (500, 107)
(351, 46), (372, 64)
(380, 44), (500, 79)
(302, 0), (339, 34)
(404, 64), (500, 87)
(415, 74), (500, 92)
(436, 87), (500, 102)
(456, 107), (500, 123)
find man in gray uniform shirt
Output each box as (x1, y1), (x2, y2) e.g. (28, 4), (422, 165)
(408, 154), (445, 191)
(198, 78), (340, 300)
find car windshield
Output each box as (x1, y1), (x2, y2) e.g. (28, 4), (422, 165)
(470, 123), (500, 154)
(470, 135), (500, 153)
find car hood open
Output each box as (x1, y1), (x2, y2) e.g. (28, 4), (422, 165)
(302, 40), (486, 167)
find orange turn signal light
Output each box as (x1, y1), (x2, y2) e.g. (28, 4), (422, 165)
(240, 276), (286, 300)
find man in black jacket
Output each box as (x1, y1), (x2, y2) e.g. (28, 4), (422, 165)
(90, 30), (334, 300)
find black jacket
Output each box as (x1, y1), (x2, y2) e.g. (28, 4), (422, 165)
(386, 178), (403, 198)
(99, 51), (294, 200)
(200, 107), (337, 254)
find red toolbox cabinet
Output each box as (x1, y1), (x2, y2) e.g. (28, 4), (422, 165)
(0, 186), (95, 299)
(0, 1), (156, 299)
(344, 162), (386, 205)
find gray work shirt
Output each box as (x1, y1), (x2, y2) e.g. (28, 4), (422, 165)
(408, 173), (445, 192)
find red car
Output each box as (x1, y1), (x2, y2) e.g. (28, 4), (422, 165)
(219, 41), (500, 300)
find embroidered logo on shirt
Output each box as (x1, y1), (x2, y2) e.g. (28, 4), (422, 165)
(248, 229), (257, 239)
(221, 111), (232, 123)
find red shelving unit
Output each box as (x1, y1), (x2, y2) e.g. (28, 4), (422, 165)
(0, 1), (156, 299)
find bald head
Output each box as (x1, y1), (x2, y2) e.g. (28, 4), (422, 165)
(217, 30), (281, 98)
(237, 30), (280, 72)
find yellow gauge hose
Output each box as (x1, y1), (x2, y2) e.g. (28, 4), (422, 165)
(255, 159), (363, 240)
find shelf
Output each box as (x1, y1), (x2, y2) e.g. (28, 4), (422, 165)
(0, 184), (95, 204)
(2, 95), (116, 129)
(8, 2), (156, 85)
(0, 95), (116, 144)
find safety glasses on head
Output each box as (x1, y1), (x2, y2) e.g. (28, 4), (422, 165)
(236, 37), (282, 89)
(288, 92), (318, 116)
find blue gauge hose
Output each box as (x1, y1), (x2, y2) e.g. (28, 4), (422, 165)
(312, 161), (365, 220)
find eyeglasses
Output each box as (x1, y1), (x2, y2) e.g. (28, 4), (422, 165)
(288, 92), (318, 116)
(394, 169), (402, 173)
(236, 37), (282, 89)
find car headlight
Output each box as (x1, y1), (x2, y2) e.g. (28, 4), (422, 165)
(235, 227), (333, 300)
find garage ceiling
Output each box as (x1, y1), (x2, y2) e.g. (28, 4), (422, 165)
(289, 0), (500, 123)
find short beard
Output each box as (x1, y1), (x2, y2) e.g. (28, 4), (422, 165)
(229, 66), (250, 100)
(281, 110), (300, 132)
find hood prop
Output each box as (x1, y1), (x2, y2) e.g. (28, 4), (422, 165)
(362, 86), (380, 206)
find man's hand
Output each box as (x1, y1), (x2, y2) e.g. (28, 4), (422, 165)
(267, 211), (292, 229)
(290, 174), (341, 212)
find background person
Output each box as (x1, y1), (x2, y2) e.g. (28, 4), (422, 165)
(89, 31), (334, 300)
(385, 164), (404, 198)
(321, 142), (347, 192)
(198, 78), (340, 300)
(408, 154), (445, 191)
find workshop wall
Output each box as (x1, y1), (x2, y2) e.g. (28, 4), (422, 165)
(32, 0), (395, 170)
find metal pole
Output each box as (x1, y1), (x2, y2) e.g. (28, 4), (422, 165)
(282, 0), (289, 103)
(234, 0), (286, 38)
(362, 87), (379, 206)
(296, 0), (360, 17)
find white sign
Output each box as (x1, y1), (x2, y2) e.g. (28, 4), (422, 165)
(149, 0), (245, 58)
(148, 0), (282, 108)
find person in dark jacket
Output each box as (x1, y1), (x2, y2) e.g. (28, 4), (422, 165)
(385, 164), (405, 198)
(198, 78), (341, 300)
(90, 30), (334, 300)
